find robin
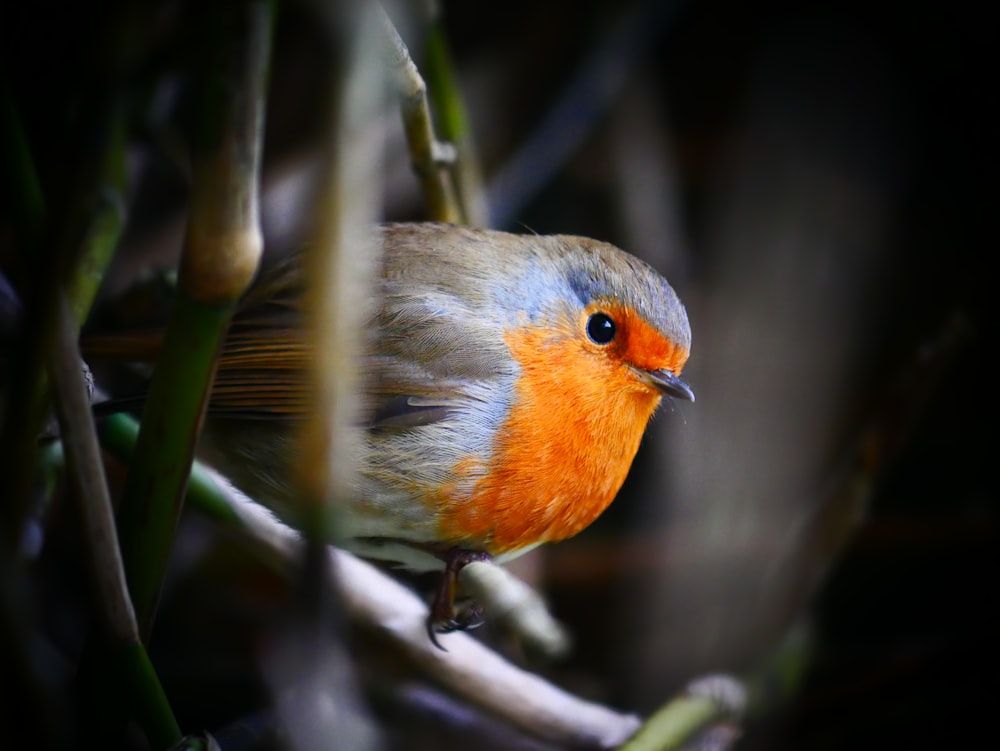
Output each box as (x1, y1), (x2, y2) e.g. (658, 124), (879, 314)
(94, 222), (693, 640)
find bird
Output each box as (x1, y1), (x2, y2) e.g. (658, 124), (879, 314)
(91, 222), (694, 640)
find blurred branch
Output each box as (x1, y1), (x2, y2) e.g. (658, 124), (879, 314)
(485, 0), (685, 228)
(0, 85), (128, 555)
(763, 314), (972, 643)
(48, 297), (135, 649)
(619, 675), (746, 751)
(633, 23), (908, 691)
(461, 560), (571, 660)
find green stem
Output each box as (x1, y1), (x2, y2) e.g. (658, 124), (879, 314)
(115, 295), (234, 635)
(116, 640), (183, 748)
(0, 78), (45, 247)
(65, 105), (128, 325)
(114, 0), (272, 638)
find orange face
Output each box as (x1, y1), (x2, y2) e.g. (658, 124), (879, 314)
(576, 300), (690, 381)
(435, 300), (689, 554)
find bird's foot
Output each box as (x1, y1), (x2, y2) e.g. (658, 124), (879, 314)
(426, 548), (491, 650)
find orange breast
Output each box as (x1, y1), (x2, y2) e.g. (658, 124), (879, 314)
(435, 316), (667, 555)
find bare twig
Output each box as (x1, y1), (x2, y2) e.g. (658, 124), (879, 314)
(49, 295), (137, 642)
(420, 0), (489, 225)
(461, 560), (571, 660)
(379, 5), (463, 223)
(47, 293), (180, 748)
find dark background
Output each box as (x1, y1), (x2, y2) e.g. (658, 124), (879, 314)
(2, 0), (996, 748)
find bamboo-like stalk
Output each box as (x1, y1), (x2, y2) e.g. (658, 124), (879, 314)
(115, 0), (273, 637)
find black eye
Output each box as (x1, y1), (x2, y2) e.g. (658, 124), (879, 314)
(586, 312), (616, 344)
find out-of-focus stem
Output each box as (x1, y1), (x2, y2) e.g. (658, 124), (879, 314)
(620, 675), (746, 751)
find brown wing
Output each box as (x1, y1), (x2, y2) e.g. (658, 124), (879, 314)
(207, 252), (482, 425)
(88, 224), (515, 424)
(208, 327), (312, 418)
(206, 254), (311, 418)
(214, 226), (515, 425)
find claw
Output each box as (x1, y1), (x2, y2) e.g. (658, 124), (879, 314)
(426, 615), (448, 651)
(425, 549), (490, 650)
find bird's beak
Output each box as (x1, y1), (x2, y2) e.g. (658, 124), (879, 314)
(633, 367), (695, 401)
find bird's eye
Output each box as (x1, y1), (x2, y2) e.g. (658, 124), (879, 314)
(586, 312), (616, 344)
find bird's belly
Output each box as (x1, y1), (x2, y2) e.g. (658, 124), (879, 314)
(430, 325), (664, 556)
(432, 406), (658, 556)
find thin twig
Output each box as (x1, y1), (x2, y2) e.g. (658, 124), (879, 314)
(379, 4), (463, 223)
(47, 292), (181, 748)
(421, 1), (488, 226)
(49, 296), (137, 642)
